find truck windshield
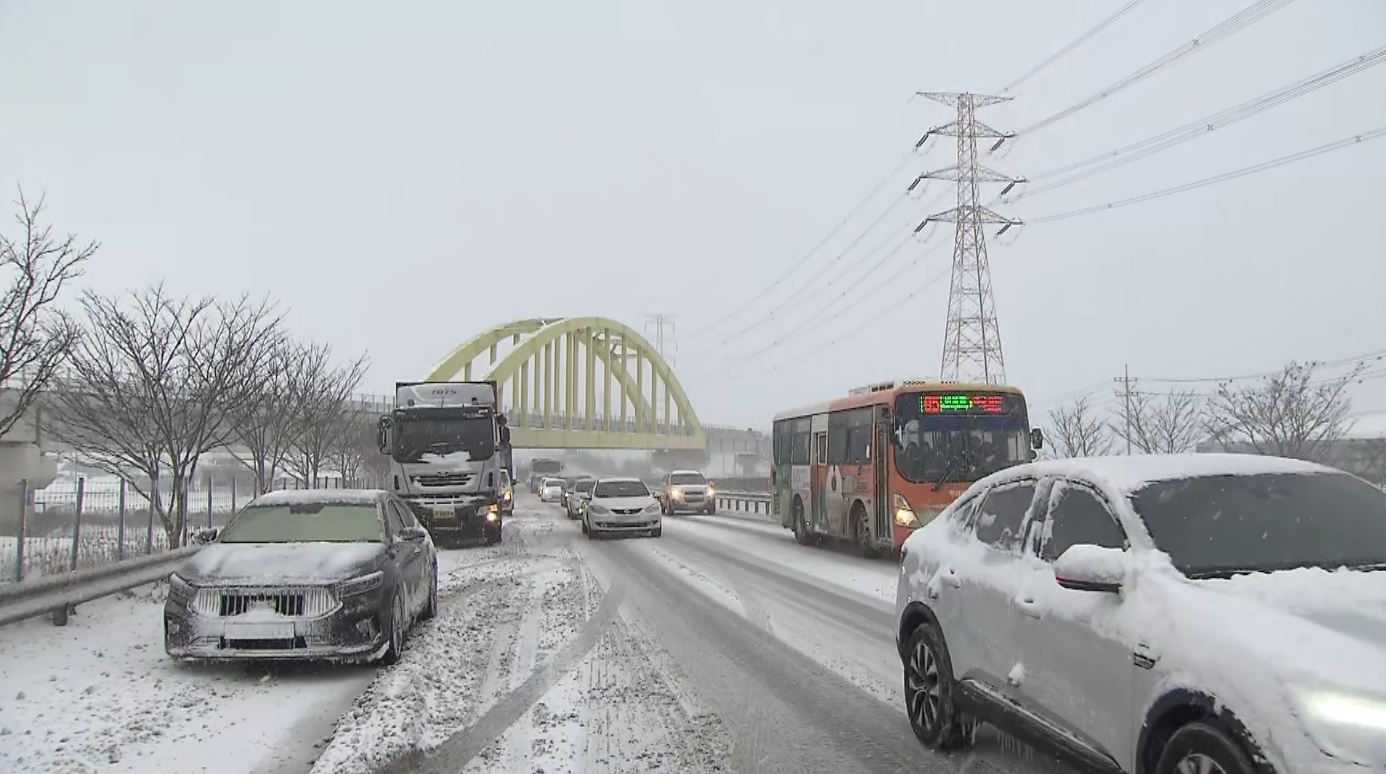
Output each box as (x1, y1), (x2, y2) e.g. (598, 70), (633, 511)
(395, 415), (495, 463)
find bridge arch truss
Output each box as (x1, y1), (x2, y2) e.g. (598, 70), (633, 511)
(426, 317), (705, 450)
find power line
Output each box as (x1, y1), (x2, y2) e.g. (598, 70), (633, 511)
(1142, 348), (1386, 384)
(1016, 0), (1302, 137)
(1001, 0), (1148, 93)
(1005, 46), (1386, 202)
(684, 150), (916, 338)
(1025, 125), (1386, 223)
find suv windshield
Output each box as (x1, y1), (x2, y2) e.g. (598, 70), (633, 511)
(218, 503), (385, 544)
(576, 479), (596, 494)
(670, 473), (706, 485)
(395, 413), (495, 463)
(1130, 472), (1386, 577)
(894, 392), (1031, 484)
(594, 480), (649, 498)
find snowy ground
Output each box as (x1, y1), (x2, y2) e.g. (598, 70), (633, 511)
(1, 494), (1065, 774)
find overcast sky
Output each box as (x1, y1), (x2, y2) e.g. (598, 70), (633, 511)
(2, 0), (1383, 430)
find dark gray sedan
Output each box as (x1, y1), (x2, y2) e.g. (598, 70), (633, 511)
(164, 489), (437, 664)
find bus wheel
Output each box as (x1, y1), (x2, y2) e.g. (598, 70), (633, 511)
(792, 497), (812, 546)
(852, 504), (879, 558)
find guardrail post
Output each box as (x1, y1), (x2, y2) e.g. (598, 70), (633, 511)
(14, 479), (26, 583)
(117, 479), (127, 561)
(70, 477), (85, 572)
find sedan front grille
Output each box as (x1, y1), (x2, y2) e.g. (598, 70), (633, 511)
(613, 507), (646, 515)
(191, 586), (337, 618)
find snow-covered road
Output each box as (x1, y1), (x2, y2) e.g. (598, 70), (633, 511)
(0, 495), (1071, 773)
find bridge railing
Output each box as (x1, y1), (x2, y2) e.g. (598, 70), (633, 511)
(713, 491), (774, 518)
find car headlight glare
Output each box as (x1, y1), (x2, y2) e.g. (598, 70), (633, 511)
(706, 486), (715, 496)
(338, 571), (384, 597)
(671, 487), (683, 499)
(1296, 688), (1386, 765)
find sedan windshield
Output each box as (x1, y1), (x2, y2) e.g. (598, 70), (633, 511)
(1130, 472), (1386, 577)
(218, 503), (386, 544)
(670, 473), (706, 485)
(594, 481), (649, 498)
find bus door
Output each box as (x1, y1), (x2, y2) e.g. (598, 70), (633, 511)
(875, 422), (890, 543)
(811, 430), (827, 531)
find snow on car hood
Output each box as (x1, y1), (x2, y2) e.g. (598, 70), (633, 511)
(178, 542), (385, 585)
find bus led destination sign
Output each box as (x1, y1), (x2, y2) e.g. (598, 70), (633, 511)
(921, 393), (1007, 414)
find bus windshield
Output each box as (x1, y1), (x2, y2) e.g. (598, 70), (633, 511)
(893, 392), (1030, 484)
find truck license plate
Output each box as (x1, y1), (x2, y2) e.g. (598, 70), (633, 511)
(432, 505), (457, 522)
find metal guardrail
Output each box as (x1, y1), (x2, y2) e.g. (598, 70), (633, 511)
(0, 545), (196, 627)
(713, 491), (773, 517)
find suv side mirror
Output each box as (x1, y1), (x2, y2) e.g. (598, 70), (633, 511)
(1054, 545), (1126, 593)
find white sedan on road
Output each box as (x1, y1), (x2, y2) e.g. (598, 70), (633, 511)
(895, 454), (1386, 774)
(582, 477), (663, 539)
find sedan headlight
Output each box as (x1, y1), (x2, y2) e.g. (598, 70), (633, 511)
(168, 572), (194, 600)
(337, 571), (384, 597)
(642, 502), (661, 514)
(589, 503), (611, 515)
(1296, 687), (1386, 765)
(893, 494), (918, 528)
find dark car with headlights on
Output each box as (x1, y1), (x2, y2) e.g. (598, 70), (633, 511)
(164, 489), (437, 664)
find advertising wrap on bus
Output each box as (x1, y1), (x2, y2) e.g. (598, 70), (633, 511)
(771, 381), (1041, 554)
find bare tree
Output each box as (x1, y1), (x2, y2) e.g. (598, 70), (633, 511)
(283, 345), (367, 488)
(1112, 390), (1205, 454)
(328, 412), (386, 488)
(228, 338), (308, 495)
(1047, 396), (1114, 458)
(0, 192), (96, 437)
(45, 286), (281, 546)
(1205, 361), (1363, 461)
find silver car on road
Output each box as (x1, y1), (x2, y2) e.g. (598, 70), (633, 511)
(895, 454), (1386, 774)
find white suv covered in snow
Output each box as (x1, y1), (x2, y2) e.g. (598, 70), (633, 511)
(895, 454), (1386, 774)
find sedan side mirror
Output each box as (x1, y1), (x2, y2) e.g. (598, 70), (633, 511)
(399, 526), (429, 542)
(1054, 545), (1126, 593)
(1030, 427), (1045, 450)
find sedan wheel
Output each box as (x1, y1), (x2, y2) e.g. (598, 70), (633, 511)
(420, 565), (438, 621)
(903, 623), (966, 749)
(1156, 722), (1253, 774)
(381, 590), (406, 665)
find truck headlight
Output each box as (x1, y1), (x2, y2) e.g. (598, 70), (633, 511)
(893, 494), (918, 528)
(1296, 687), (1386, 765)
(338, 571), (384, 597)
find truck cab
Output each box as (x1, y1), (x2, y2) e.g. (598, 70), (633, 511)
(379, 381), (507, 546)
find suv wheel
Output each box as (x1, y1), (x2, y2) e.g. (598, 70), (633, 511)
(1156, 722), (1254, 774)
(903, 622), (966, 750)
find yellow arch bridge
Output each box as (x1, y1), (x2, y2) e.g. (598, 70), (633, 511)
(425, 317), (705, 451)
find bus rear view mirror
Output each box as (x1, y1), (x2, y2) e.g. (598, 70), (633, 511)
(1030, 428), (1045, 450)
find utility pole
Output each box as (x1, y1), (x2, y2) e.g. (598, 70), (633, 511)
(1114, 364), (1135, 454)
(912, 92), (1025, 385)
(643, 314), (677, 364)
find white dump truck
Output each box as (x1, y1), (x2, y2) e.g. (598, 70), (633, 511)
(378, 381), (511, 546)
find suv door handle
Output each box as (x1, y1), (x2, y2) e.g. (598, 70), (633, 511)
(1017, 597), (1043, 620)
(942, 568), (962, 589)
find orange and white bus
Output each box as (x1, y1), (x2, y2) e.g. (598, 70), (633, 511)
(771, 380), (1042, 554)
